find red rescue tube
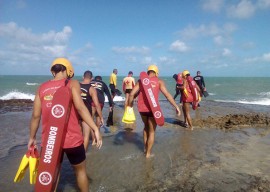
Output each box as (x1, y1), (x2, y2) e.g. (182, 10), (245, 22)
(35, 86), (72, 191)
(186, 76), (200, 110)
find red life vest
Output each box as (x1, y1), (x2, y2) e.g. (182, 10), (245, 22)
(182, 76), (201, 109)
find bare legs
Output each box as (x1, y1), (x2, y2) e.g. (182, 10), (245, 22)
(124, 93), (131, 108)
(72, 160), (89, 192)
(182, 102), (193, 130)
(141, 115), (157, 158)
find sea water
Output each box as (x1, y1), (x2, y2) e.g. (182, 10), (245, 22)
(1, 75), (270, 191)
(1, 75), (270, 105)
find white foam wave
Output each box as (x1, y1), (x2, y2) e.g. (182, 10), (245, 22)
(215, 99), (270, 106)
(105, 96), (125, 102)
(0, 91), (35, 101)
(0, 91), (125, 102)
(257, 92), (270, 96)
(26, 82), (39, 86)
(208, 92), (216, 96)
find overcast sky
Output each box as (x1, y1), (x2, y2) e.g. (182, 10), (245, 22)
(0, 0), (270, 77)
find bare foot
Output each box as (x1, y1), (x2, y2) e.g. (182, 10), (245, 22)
(145, 153), (155, 158)
(185, 127), (193, 131)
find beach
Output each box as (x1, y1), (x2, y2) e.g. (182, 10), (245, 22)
(0, 99), (270, 192)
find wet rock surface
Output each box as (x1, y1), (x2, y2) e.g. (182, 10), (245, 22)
(194, 113), (270, 129)
(0, 99), (33, 114)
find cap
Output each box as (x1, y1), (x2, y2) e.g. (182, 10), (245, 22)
(147, 65), (159, 76)
(51, 58), (74, 78)
(182, 70), (190, 77)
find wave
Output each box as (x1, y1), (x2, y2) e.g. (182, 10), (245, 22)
(0, 91), (35, 101)
(257, 92), (270, 96)
(26, 82), (39, 86)
(105, 96), (125, 102)
(0, 91), (126, 103)
(215, 99), (270, 106)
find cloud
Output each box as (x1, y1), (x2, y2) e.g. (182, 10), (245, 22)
(178, 23), (237, 39)
(169, 40), (189, 52)
(112, 46), (150, 54)
(0, 22), (71, 45)
(0, 22), (72, 60)
(257, 0), (270, 9)
(141, 57), (153, 64)
(0, 22), (74, 74)
(245, 52), (270, 62)
(241, 41), (255, 49)
(227, 0), (256, 19)
(214, 35), (224, 45)
(158, 56), (176, 65)
(126, 56), (137, 63)
(201, 0), (224, 13)
(262, 53), (270, 62)
(73, 43), (93, 56)
(202, 0), (270, 19)
(222, 48), (232, 56)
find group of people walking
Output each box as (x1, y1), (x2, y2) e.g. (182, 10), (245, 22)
(26, 57), (207, 191)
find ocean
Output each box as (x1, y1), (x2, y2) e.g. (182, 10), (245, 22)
(1, 75), (270, 106)
(1, 75), (270, 191)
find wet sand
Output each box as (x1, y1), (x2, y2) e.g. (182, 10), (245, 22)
(1, 100), (270, 191)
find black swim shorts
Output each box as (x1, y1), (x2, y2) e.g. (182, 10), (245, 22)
(125, 89), (132, 94)
(139, 112), (153, 117)
(62, 144), (86, 165)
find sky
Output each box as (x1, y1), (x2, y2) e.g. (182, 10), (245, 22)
(0, 0), (270, 77)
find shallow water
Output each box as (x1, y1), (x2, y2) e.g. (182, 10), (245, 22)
(3, 126), (270, 191)
(1, 101), (270, 191)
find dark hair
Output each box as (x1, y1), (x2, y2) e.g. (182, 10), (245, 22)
(51, 64), (66, 75)
(83, 70), (93, 78)
(173, 74), (177, 80)
(128, 71), (133, 75)
(95, 75), (102, 80)
(147, 70), (156, 75)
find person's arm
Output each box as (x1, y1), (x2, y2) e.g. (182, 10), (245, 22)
(90, 87), (104, 126)
(103, 82), (114, 109)
(132, 78), (135, 88)
(127, 81), (140, 107)
(70, 80), (102, 148)
(159, 79), (181, 116)
(201, 76), (206, 89)
(28, 88), (42, 149)
(113, 74), (117, 88)
(122, 79), (126, 92)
